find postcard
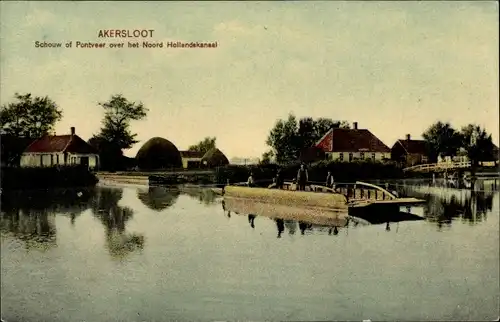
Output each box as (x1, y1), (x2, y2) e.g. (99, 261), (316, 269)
(1, 1), (498, 321)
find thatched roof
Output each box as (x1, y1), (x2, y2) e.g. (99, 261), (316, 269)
(136, 137), (182, 170)
(201, 148), (229, 167)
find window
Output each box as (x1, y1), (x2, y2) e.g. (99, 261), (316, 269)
(372, 153), (376, 161)
(339, 153), (344, 161)
(360, 152), (365, 159)
(348, 153), (353, 162)
(56, 154), (59, 164)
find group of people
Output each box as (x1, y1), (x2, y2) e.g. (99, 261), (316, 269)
(246, 164), (336, 191)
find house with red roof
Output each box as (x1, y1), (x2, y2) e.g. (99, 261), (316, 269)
(390, 134), (429, 166)
(20, 127), (99, 169)
(315, 122), (391, 162)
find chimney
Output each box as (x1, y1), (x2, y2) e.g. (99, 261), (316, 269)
(353, 122), (358, 130)
(406, 134), (411, 141)
(70, 127), (75, 135)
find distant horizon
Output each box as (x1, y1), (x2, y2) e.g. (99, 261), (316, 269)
(1, 1), (498, 159)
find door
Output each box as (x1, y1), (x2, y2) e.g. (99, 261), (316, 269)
(80, 156), (89, 168)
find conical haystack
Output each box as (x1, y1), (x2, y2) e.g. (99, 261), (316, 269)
(136, 137), (182, 170)
(201, 148), (229, 167)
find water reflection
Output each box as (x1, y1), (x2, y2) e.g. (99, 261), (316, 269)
(0, 209), (56, 251)
(224, 197), (351, 237)
(0, 189), (95, 250)
(1, 187), (145, 259)
(180, 186), (219, 205)
(91, 187), (144, 259)
(284, 220), (297, 235)
(248, 214), (256, 228)
(397, 180), (496, 228)
(137, 186), (180, 211)
(276, 218), (284, 238)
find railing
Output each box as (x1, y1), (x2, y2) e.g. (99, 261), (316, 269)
(403, 160), (471, 172)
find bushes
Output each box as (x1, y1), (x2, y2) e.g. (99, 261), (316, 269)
(215, 163), (279, 186)
(216, 160), (405, 185)
(1, 165), (99, 190)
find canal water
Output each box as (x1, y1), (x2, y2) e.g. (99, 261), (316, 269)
(1, 180), (498, 321)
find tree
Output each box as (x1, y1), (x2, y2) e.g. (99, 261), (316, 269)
(90, 94), (148, 170)
(0, 93), (62, 137)
(422, 121), (462, 162)
(266, 113), (300, 164)
(266, 113), (350, 164)
(188, 137), (216, 154)
(260, 150), (274, 165)
(88, 136), (124, 171)
(460, 124), (495, 165)
(93, 94), (148, 150)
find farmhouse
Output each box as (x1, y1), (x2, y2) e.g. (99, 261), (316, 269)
(315, 122), (391, 162)
(391, 134), (429, 166)
(20, 127), (99, 169)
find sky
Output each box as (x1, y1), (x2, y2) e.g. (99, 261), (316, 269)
(1, 1), (498, 159)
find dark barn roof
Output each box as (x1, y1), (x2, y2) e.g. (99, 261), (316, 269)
(394, 139), (427, 155)
(24, 134), (97, 154)
(180, 151), (204, 158)
(315, 128), (390, 153)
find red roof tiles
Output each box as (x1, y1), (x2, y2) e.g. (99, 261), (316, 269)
(24, 134), (97, 154)
(315, 128), (390, 153)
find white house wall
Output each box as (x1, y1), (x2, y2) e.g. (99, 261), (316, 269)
(326, 152), (390, 162)
(182, 157), (202, 169)
(21, 152), (99, 168)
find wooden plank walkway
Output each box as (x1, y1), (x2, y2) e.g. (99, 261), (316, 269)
(349, 197), (425, 208)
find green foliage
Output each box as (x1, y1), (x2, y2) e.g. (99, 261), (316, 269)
(423, 121), (496, 164)
(188, 137), (216, 154)
(0, 93), (62, 138)
(266, 113), (350, 164)
(216, 159), (402, 185)
(1, 165), (98, 190)
(422, 121), (463, 162)
(88, 136), (124, 171)
(91, 94), (148, 170)
(215, 163), (279, 185)
(266, 113), (300, 164)
(94, 94), (148, 150)
(260, 150), (274, 165)
(460, 124), (496, 164)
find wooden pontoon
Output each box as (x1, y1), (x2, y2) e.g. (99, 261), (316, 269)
(223, 196), (349, 227)
(220, 181), (425, 222)
(223, 185), (349, 212)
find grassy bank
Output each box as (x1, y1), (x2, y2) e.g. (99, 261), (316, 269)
(1, 165), (99, 190)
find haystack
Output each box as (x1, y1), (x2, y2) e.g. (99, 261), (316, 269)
(201, 148), (229, 167)
(135, 137), (182, 170)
